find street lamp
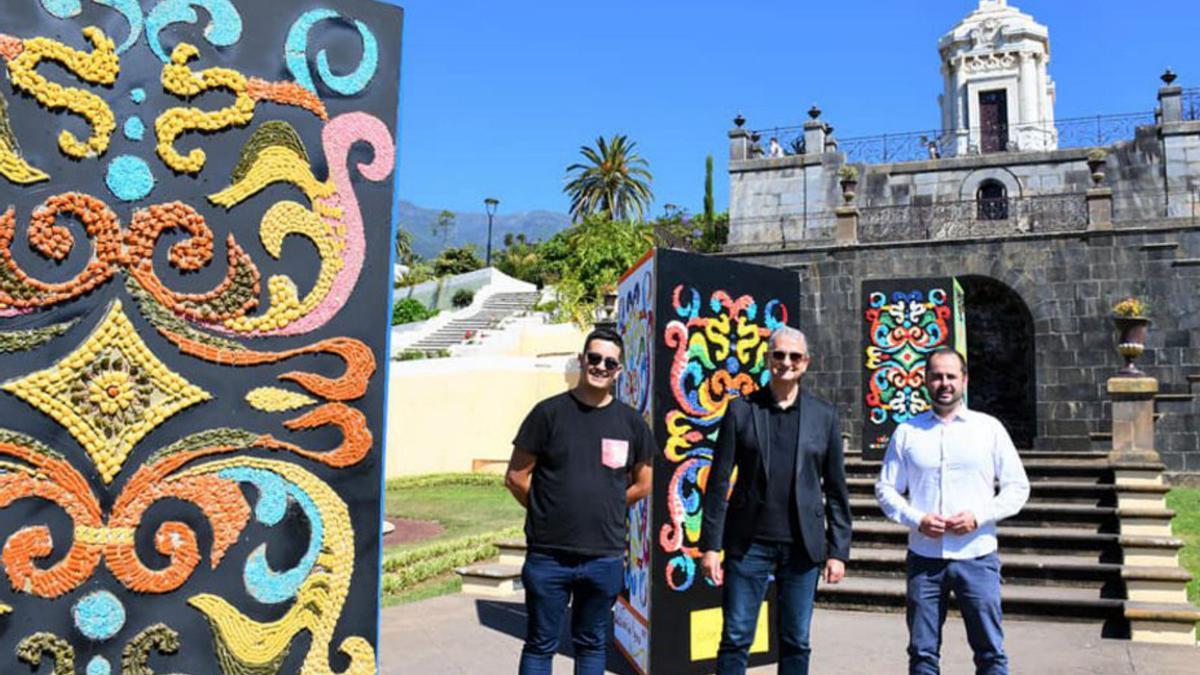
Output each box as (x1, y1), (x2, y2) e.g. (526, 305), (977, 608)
(484, 197), (499, 267)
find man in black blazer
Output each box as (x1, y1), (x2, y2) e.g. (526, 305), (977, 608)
(699, 326), (852, 675)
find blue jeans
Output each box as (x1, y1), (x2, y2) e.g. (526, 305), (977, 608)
(717, 541), (821, 675)
(519, 550), (623, 675)
(906, 551), (1007, 675)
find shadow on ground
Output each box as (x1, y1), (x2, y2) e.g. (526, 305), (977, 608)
(475, 600), (638, 675)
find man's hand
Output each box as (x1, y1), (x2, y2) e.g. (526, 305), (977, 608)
(823, 558), (845, 584)
(945, 511), (978, 535)
(701, 550), (724, 587)
(918, 513), (947, 538)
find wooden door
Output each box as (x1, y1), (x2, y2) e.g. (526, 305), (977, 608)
(979, 89), (1008, 153)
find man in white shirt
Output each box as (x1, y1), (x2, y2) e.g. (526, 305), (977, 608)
(875, 348), (1029, 675)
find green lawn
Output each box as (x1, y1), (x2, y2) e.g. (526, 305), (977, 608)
(384, 478), (526, 554)
(382, 573), (462, 608)
(1167, 487), (1200, 606)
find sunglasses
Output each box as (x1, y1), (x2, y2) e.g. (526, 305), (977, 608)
(585, 352), (621, 371)
(771, 351), (807, 363)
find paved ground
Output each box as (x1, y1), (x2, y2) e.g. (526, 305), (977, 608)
(379, 592), (1197, 674)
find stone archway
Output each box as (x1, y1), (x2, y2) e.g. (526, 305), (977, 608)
(959, 275), (1037, 448)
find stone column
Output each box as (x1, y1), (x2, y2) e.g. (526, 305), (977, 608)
(803, 121), (826, 156)
(1086, 188), (1113, 230)
(1159, 85), (1183, 124)
(1018, 51), (1037, 124)
(1107, 376), (1168, 532)
(834, 206), (858, 244)
(729, 128), (750, 162)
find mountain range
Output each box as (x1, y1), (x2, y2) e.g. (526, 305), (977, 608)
(396, 200), (571, 260)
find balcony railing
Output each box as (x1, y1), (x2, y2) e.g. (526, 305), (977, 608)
(1184, 88), (1200, 122)
(750, 111), (1156, 165)
(857, 193), (1089, 243)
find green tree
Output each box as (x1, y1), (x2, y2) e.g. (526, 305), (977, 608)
(394, 225), (414, 265)
(544, 216), (653, 325)
(432, 210), (456, 247)
(495, 233), (545, 285)
(703, 155), (715, 228)
(432, 245), (484, 277)
(563, 134), (654, 222)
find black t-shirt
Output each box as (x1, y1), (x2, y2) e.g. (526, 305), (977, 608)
(755, 398), (804, 544)
(513, 391), (655, 557)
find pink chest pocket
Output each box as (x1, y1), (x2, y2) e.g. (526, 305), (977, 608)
(601, 438), (629, 469)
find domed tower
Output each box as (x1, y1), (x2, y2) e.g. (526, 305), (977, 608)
(938, 0), (1056, 156)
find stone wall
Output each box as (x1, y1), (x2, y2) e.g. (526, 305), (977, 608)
(723, 224), (1200, 471)
(728, 88), (1200, 250)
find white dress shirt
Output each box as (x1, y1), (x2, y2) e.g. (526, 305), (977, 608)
(875, 406), (1030, 560)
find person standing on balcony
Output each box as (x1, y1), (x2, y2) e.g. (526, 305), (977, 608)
(875, 348), (1030, 675)
(699, 326), (852, 675)
(768, 137), (786, 158)
(505, 327), (654, 675)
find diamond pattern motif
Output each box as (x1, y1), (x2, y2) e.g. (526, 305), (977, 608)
(2, 300), (210, 483)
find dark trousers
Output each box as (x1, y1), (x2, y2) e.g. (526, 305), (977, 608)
(906, 551), (1007, 675)
(717, 541), (821, 675)
(519, 550), (623, 675)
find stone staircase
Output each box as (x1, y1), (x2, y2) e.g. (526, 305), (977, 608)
(405, 291), (541, 353)
(460, 448), (1199, 644)
(827, 447), (1198, 643)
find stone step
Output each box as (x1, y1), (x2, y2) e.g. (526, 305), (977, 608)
(1171, 258), (1200, 267)
(815, 575), (1123, 622)
(1154, 392), (1196, 403)
(1139, 242), (1179, 251)
(1189, 374), (1200, 384)
(846, 548), (1190, 589)
(845, 450), (1110, 461)
(496, 539), (527, 566)
(846, 459), (1112, 482)
(844, 478), (1169, 504)
(1125, 602), (1200, 645)
(850, 498), (1173, 527)
(456, 562), (523, 597)
(851, 521), (1184, 557)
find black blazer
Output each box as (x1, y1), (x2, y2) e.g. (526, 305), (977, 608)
(699, 388), (852, 562)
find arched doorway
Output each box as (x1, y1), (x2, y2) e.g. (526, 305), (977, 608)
(959, 275), (1037, 448)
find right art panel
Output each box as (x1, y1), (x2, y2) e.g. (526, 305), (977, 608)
(862, 278), (966, 458)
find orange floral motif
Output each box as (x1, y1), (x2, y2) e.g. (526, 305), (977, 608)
(0, 193), (122, 313)
(159, 329), (375, 401)
(246, 77), (329, 120)
(0, 194), (262, 322)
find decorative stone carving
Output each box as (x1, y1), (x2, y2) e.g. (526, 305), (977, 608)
(970, 18), (1004, 51)
(963, 52), (1017, 73)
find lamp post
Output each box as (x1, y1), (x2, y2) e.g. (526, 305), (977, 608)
(484, 197), (499, 267)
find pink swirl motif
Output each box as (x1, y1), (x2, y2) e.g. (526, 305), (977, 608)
(269, 111), (394, 336)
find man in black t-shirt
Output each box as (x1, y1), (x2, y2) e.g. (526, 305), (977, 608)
(506, 327), (654, 675)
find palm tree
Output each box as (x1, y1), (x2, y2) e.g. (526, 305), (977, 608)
(394, 225), (414, 265)
(563, 134), (654, 222)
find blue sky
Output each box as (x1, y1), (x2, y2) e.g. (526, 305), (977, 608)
(394, 1), (1199, 219)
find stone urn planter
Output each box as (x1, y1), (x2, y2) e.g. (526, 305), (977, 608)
(1086, 149), (1107, 187)
(837, 166), (859, 204)
(1113, 315), (1151, 376)
(839, 179), (858, 204)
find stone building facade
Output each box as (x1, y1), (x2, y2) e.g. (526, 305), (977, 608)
(724, 1), (1200, 471)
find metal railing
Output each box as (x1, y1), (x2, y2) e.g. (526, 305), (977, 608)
(1183, 88), (1200, 122)
(726, 212), (838, 247)
(750, 111), (1156, 164)
(857, 193), (1089, 243)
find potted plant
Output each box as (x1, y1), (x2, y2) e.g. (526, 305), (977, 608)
(1111, 296), (1151, 376)
(1086, 148), (1108, 187)
(838, 165), (860, 204)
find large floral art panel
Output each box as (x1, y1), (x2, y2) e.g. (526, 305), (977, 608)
(614, 249), (798, 674)
(0, 0), (402, 672)
(861, 277), (966, 459)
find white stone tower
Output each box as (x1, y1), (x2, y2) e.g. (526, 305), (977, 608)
(938, 0), (1056, 156)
